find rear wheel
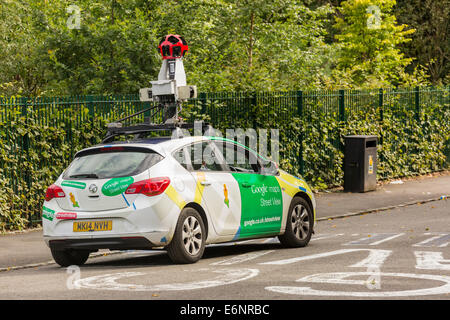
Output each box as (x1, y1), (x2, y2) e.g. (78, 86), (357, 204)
(278, 197), (313, 247)
(167, 207), (206, 264)
(50, 248), (90, 267)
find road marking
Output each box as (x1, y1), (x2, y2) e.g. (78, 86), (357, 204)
(343, 233), (404, 246)
(211, 250), (275, 266)
(266, 272), (450, 297)
(415, 251), (450, 271)
(413, 233), (450, 247)
(310, 233), (344, 242)
(349, 250), (392, 268)
(75, 268), (259, 291)
(260, 249), (391, 268)
(262, 238), (279, 244)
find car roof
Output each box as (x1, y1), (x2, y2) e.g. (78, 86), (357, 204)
(79, 136), (268, 160)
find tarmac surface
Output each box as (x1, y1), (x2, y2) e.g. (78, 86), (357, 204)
(0, 174), (448, 300)
(1, 173), (448, 270)
(0, 199), (448, 300)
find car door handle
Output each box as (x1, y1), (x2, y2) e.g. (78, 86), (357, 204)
(241, 182), (252, 188)
(201, 181), (212, 186)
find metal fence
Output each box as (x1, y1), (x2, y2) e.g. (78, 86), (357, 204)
(0, 86), (449, 227)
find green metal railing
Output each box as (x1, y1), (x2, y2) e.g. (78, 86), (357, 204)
(0, 86), (449, 228)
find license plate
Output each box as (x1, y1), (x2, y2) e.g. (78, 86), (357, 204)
(73, 220), (112, 232)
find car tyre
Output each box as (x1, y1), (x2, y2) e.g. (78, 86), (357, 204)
(167, 207), (206, 264)
(278, 197), (313, 248)
(50, 248), (90, 267)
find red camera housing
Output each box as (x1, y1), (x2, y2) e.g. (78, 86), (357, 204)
(158, 34), (189, 60)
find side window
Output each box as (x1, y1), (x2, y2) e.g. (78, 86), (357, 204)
(215, 142), (259, 173)
(173, 147), (190, 170)
(188, 142), (223, 172)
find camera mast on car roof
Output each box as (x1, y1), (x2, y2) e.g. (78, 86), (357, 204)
(104, 35), (211, 143)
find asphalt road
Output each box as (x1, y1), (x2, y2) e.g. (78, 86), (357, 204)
(0, 199), (448, 300)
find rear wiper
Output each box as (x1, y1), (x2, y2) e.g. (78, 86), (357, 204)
(69, 173), (99, 179)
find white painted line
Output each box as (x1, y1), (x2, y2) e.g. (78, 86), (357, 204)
(75, 268), (259, 291)
(310, 234), (344, 242)
(260, 248), (391, 268)
(211, 250), (275, 266)
(266, 272), (450, 297)
(413, 233), (450, 247)
(415, 251), (450, 271)
(262, 238), (279, 244)
(349, 250), (392, 268)
(343, 233), (404, 246)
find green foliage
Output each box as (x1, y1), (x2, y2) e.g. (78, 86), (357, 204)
(333, 0), (416, 88)
(0, 89), (449, 230)
(394, 0), (449, 85)
(2, 0), (433, 96)
(0, 99), (108, 230)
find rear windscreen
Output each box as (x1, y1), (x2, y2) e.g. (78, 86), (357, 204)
(63, 147), (163, 179)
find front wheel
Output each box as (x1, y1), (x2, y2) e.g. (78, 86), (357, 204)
(50, 248), (90, 267)
(166, 207), (206, 264)
(278, 197), (313, 248)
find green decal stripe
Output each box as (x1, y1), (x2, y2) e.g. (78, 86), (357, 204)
(232, 173), (283, 238)
(61, 181), (87, 189)
(42, 206), (55, 221)
(102, 176), (134, 197)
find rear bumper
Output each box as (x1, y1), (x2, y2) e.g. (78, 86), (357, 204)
(48, 236), (154, 251)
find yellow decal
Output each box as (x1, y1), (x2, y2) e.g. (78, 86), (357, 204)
(224, 184), (229, 208)
(194, 172), (206, 204)
(279, 170), (312, 194)
(275, 177), (298, 198)
(165, 185), (187, 209)
(69, 192), (79, 208)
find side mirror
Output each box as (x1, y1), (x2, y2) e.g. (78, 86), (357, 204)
(261, 160), (279, 176)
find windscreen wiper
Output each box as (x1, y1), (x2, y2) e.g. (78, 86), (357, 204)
(69, 173), (99, 179)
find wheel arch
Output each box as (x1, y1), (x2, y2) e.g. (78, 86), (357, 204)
(292, 191), (315, 229)
(183, 202), (209, 239)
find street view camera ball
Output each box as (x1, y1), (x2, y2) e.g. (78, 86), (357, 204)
(158, 34), (188, 59)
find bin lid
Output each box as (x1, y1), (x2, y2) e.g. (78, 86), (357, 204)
(343, 135), (378, 140)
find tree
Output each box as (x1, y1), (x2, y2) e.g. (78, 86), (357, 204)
(153, 0), (336, 91)
(333, 0), (415, 88)
(394, 0), (449, 85)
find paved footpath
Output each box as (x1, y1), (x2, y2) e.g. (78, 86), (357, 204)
(0, 174), (449, 270)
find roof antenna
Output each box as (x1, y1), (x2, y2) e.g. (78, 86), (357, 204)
(102, 35), (210, 143)
(139, 34), (197, 123)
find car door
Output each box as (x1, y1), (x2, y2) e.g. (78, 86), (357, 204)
(214, 141), (283, 239)
(185, 141), (242, 239)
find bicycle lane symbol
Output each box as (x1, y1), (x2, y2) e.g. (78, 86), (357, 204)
(261, 248), (450, 297)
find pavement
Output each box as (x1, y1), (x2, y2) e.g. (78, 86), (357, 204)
(0, 173), (449, 271)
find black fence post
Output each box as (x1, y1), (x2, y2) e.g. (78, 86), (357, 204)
(296, 90), (304, 175)
(378, 88), (384, 178)
(20, 97), (32, 226)
(338, 89), (346, 152)
(252, 92), (257, 130)
(415, 86), (420, 121)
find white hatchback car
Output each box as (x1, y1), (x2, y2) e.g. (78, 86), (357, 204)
(43, 136), (316, 266)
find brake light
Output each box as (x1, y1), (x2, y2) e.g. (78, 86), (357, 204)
(125, 177), (170, 197)
(45, 184), (66, 202)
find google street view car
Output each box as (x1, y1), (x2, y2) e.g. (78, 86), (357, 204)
(42, 35), (316, 266)
(43, 133), (316, 266)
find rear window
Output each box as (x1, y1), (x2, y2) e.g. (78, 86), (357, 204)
(63, 147), (163, 179)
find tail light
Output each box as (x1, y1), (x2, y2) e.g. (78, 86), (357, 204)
(125, 177), (170, 197)
(45, 184), (66, 202)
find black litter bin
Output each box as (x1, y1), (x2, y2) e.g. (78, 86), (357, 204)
(344, 135), (378, 192)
